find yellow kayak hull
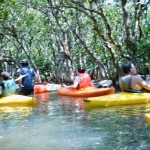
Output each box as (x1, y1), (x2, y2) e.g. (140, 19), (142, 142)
(0, 95), (36, 106)
(145, 114), (150, 126)
(84, 92), (150, 107)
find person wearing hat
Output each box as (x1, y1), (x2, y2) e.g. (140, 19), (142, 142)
(17, 59), (36, 95)
(0, 71), (17, 97)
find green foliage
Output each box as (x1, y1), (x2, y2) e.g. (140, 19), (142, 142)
(0, 0), (150, 80)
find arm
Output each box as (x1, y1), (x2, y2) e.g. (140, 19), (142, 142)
(16, 69), (24, 87)
(72, 76), (80, 88)
(18, 77), (24, 87)
(34, 69), (42, 84)
(137, 77), (150, 91)
(62, 76), (80, 88)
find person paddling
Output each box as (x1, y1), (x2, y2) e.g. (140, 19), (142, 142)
(17, 59), (36, 95)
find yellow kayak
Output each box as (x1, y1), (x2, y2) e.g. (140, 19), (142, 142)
(145, 114), (150, 126)
(84, 92), (150, 107)
(0, 95), (36, 106)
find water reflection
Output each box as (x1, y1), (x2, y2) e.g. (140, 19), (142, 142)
(0, 106), (33, 115)
(1, 92), (150, 150)
(58, 96), (84, 113)
(34, 92), (51, 102)
(34, 92), (51, 114)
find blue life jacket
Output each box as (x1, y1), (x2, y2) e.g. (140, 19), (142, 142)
(19, 67), (35, 90)
(1, 79), (17, 96)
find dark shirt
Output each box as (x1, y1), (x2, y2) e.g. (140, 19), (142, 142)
(18, 67), (35, 91)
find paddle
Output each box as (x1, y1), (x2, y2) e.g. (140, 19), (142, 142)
(15, 74), (28, 81)
(95, 80), (112, 88)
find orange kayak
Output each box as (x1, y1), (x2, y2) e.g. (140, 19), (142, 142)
(57, 86), (115, 97)
(34, 84), (46, 94)
(34, 84), (61, 94)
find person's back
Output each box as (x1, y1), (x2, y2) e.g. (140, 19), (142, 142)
(0, 71), (17, 97)
(119, 62), (150, 93)
(72, 68), (93, 89)
(77, 73), (93, 89)
(20, 67), (35, 90)
(120, 74), (134, 92)
(18, 59), (35, 95)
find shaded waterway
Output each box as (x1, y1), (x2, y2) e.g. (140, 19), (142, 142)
(0, 92), (150, 150)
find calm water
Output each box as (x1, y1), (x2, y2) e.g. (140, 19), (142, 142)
(0, 92), (150, 150)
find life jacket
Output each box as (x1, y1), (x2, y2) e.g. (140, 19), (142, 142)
(77, 73), (92, 89)
(119, 75), (143, 93)
(1, 79), (17, 97)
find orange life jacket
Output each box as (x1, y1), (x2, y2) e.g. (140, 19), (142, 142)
(77, 73), (92, 89)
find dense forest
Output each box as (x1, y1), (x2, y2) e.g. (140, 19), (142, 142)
(0, 0), (150, 85)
